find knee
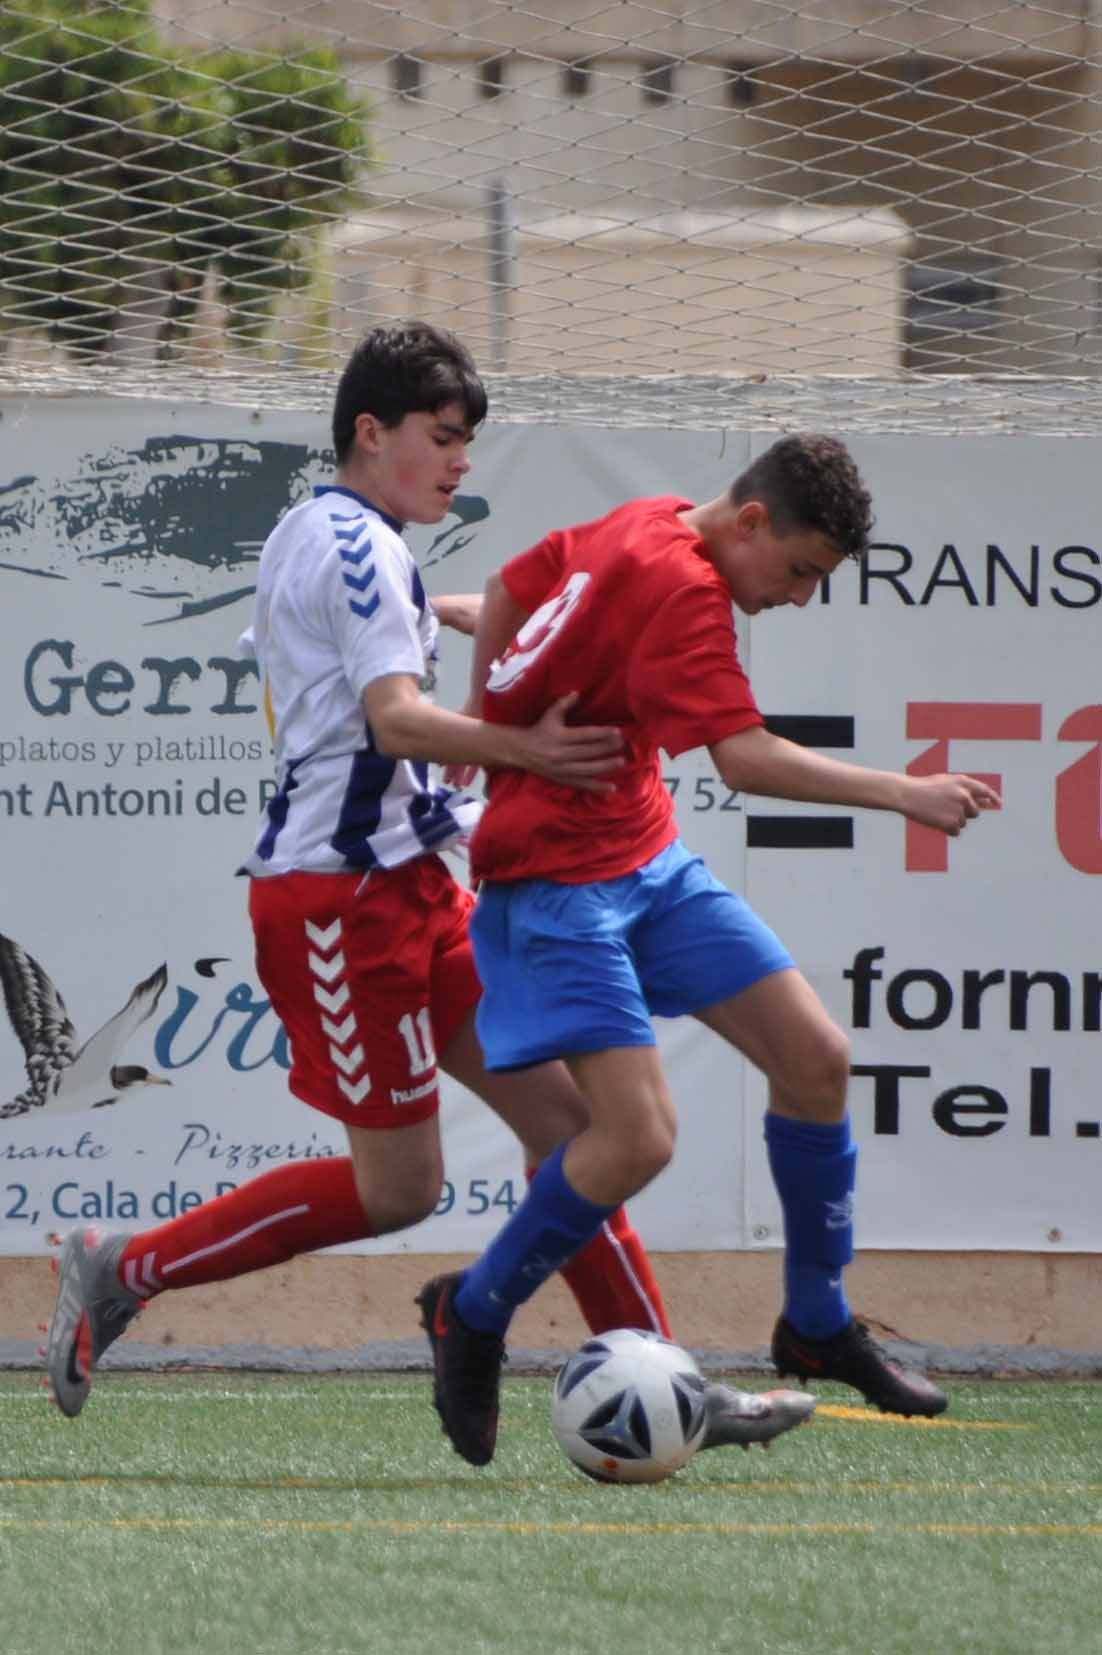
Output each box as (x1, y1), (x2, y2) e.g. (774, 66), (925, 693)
(618, 1115), (676, 1187)
(775, 1023), (851, 1121)
(354, 1168), (441, 1236)
(577, 1111), (675, 1203)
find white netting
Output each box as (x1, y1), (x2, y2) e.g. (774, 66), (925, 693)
(3, 0), (1102, 431)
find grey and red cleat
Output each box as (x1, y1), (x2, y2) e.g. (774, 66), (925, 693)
(45, 1229), (142, 1418)
(415, 1271), (505, 1467)
(698, 1381), (817, 1450)
(772, 1315), (948, 1417)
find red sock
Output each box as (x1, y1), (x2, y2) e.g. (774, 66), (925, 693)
(525, 1168), (673, 1337)
(117, 1158), (371, 1297)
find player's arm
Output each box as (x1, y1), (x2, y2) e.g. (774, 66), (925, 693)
(466, 570), (530, 714)
(364, 673), (622, 792)
(431, 593), (482, 636)
(465, 534), (567, 715)
(710, 723), (1000, 835)
(437, 572), (531, 788)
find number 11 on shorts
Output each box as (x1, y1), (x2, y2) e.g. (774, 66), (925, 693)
(397, 1007), (436, 1076)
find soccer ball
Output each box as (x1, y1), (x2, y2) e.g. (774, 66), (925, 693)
(551, 1328), (708, 1484)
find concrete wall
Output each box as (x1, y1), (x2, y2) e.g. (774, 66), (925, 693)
(6, 1252), (1101, 1365)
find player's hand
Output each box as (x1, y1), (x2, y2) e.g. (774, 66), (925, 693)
(902, 772), (1001, 834)
(518, 692), (624, 792)
(444, 759), (481, 789)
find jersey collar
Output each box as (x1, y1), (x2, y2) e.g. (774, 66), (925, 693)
(314, 484), (403, 533)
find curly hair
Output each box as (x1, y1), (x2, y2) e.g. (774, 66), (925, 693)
(729, 434), (873, 560)
(332, 321), (488, 462)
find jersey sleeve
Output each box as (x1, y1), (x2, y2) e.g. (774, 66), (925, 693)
(628, 582), (763, 758)
(317, 520), (427, 697)
(500, 531), (568, 613)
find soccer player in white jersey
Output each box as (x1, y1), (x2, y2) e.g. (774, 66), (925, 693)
(44, 322), (814, 1453)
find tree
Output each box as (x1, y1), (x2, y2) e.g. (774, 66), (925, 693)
(0, 0), (369, 354)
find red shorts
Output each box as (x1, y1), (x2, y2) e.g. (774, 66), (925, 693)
(249, 857), (481, 1129)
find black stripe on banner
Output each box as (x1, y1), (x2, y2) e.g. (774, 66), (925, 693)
(764, 714), (855, 748)
(747, 816), (854, 849)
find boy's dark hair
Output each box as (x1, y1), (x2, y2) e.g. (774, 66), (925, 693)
(332, 321), (488, 462)
(730, 434), (873, 559)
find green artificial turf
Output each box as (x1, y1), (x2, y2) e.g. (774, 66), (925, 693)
(0, 1372), (1098, 1655)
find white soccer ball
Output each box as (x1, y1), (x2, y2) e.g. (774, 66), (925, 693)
(551, 1328), (708, 1484)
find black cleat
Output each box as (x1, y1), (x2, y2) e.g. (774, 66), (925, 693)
(772, 1315), (949, 1418)
(416, 1272), (505, 1466)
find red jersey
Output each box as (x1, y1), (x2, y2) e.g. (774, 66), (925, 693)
(470, 496), (763, 883)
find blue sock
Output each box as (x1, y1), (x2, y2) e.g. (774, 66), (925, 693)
(455, 1144), (616, 1335)
(765, 1113), (857, 1339)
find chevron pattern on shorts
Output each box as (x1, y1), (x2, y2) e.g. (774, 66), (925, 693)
(304, 918), (371, 1106)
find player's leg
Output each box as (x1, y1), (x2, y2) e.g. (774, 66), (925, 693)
(44, 1119), (441, 1420)
(419, 872), (675, 1463)
(697, 977), (946, 1414)
(459, 1042), (676, 1320)
(530, 1053), (815, 1450)
(637, 841), (945, 1417)
(440, 1017), (810, 1452)
(418, 1043), (672, 1464)
(437, 1009), (673, 1337)
(44, 865), (449, 1417)
(152, 865), (452, 1253)
(698, 968), (856, 1338)
(429, 871), (676, 1336)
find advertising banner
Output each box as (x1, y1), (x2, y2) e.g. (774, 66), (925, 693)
(741, 435), (1101, 1253)
(0, 405), (1096, 1254)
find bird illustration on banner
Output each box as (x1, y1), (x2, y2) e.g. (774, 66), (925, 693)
(0, 934), (170, 1119)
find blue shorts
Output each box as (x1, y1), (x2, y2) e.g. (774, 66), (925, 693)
(471, 839), (794, 1072)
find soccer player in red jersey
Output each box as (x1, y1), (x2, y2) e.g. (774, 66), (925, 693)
(43, 323), (811, 1454)
(419, 434), (1002, 1465)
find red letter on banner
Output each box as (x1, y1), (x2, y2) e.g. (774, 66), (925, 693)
(905, 702), (1041, 872)
(1057, 707), (1102, 874)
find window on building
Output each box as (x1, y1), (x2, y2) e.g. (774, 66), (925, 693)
(478, 57), (507, 99)
(391, 54), (423, 99)
(641, 61), (674, 105)
(905, 254), (1003, 368)
(563, 59), (592, 98)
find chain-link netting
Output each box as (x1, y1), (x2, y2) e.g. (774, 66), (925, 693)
(4, 0), (1102, 431)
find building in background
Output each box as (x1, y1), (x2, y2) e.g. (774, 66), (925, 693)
(5, 1), (1100, 378)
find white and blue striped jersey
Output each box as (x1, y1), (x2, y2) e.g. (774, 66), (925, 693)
(242, 484), (481, 876)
